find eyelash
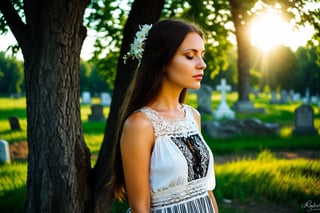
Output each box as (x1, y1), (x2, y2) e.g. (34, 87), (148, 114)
(186, 55), (205, 60)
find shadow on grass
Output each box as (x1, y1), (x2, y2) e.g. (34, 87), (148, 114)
(0, 185), (26, 213)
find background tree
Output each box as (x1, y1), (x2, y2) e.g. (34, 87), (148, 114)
(294, 47), (320, 95)
(0, 51), (24, 95)
(251, 46), (296, 91)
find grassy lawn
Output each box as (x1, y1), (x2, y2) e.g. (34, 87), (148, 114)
(0, 94), (319, 212)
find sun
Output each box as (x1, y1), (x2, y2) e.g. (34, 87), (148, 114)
(250, 13), (292, 52)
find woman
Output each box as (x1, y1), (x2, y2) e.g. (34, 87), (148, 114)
(110, 19), (219, 213)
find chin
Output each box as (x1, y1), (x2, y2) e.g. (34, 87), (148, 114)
(189, 84), (201, 90)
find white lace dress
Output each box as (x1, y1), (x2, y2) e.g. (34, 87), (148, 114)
(131, 104), (216, 213)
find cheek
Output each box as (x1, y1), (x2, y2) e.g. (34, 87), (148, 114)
(167, 58), (189, 74)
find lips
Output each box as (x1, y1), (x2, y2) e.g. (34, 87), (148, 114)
(193, 74), (203, 80)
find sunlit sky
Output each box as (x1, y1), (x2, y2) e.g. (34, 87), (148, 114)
(250, 12), (315, 52)
(0, 3), (318, 60)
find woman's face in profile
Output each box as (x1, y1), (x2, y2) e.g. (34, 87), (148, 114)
(164, 32), (206, 90)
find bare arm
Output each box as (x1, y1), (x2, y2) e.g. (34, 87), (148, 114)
(120, 112), (154, 213)
(208, 190), (219, 213)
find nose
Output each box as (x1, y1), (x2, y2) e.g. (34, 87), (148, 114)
(197, 57), (206, 70)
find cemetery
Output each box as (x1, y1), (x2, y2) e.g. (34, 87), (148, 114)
(0, 89), (319, 212)
(1, 0), (320, 211)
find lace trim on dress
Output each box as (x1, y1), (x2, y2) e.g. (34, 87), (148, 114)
(151, 178), (209, 208)
(170, 134), (210, 181)
(140, 105), (198, 138)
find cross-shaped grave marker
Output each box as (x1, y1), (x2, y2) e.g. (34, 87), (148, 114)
(214, 78), (235, 119)
(216, 79), (231, 103)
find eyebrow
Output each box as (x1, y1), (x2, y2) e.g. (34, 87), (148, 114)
(183, 49), (206, 54)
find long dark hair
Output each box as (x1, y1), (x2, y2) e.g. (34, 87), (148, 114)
(110, 19), (204, 201)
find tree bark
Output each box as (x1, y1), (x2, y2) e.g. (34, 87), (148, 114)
(1, 0), (91, 212)
(229, 0), (251, 102)
(91, 0), (165, 212)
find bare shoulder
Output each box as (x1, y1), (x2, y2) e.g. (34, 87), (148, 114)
(121, 111), (154, 148)
(123, 111), (153, 132)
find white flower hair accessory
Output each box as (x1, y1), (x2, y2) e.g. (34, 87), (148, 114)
(123, 24), (152, 64)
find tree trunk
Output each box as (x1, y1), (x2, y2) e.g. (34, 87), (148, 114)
(91, 0), (165, 211)
(16, 0), (90, 212)
(229, 0), (251, 102)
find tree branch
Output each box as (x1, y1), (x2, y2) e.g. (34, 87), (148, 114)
(0, 0), (27, 50)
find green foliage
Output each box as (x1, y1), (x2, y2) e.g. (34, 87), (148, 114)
(80, 60), (112, 94)
(294, 47), (320, 95)
(0, 52), (24, 95)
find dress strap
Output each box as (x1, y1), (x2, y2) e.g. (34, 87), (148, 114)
(138, 107), (162, 137)
(138, 105), (199, 138)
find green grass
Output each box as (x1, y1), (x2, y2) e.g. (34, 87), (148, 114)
(214, 150), (320, 212)
(0, 162), (27, 213)
(0, 94), (320, 212)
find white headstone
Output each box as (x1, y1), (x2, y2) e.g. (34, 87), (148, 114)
(82, 91), (91, 104)
(270, 90), (279, 104)
(214, 79), (235, 119)
(305, 88), (310, 100)
(0, 139), (10, 164)
(101, 92), (111, 106)
(280, 89), (289, 104)
(292, 93), (301, 102)
(311, 96), (318, 104)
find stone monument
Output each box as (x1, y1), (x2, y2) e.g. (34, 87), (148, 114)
(101, 92), (111, 106)
(214, 79), (235, 119)
(88, 104), (105, 121)
(82, 91), (91, 104)
(9, 116), (21, 130)
(0, 139), (11, 164)
(293, 105), (318, 135)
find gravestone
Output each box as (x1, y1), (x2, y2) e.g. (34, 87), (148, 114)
(88, 104), (105, 121)
(82, 91), (91, 104)
(270, 91), (278, 104)
(311, 96), (318, 104)
(302, 88), (310, 104)
(292, 93), (301, 103)
(9, 116), (21, 130)
(101, 92), (111, 106)
(280, 89), (289, 104)
(214, 79), (235, 119)
(289, 90), (295, 100)
(293, 105), (318, 135)
(0, 139), (10, 164)
(197, 85), (213, 115)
